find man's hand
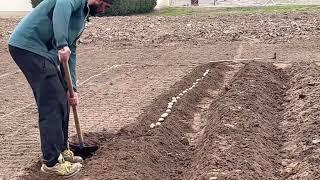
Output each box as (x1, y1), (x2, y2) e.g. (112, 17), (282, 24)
(58, 46), (71, 63)
(67, 91), (79, 106)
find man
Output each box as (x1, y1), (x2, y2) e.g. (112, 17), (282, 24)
(8, 0), (113, 177)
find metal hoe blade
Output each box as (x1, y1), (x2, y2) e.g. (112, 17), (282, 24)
(69, 142), (99, 159)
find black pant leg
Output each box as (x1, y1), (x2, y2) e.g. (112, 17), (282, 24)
(8, 45), (69, 167)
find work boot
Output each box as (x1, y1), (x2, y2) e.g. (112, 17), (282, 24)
(41, 154), (82, 177)
(62, 149), (84, 163)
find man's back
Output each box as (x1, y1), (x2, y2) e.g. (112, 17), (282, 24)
(8, 0), (87, 64)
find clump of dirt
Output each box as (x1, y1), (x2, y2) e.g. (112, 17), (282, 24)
(185, 62), (288, 179)
(21, 63), (229, 179)
(280, 62), (320, 179)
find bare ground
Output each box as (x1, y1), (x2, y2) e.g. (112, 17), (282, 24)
(0, 12), (320, 179)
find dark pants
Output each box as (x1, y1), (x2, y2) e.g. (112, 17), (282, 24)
(8, 45), (69, 167)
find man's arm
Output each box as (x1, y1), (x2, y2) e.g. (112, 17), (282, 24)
(53, 0), (82, 49)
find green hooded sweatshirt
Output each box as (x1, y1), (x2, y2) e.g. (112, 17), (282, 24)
(8, 0), (89, 90)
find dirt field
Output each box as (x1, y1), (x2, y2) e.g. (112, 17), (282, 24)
(1, 12), (320, 179)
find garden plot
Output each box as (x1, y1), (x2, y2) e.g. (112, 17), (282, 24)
(21, 60), (320, 179)
(2, 11), (320, 179)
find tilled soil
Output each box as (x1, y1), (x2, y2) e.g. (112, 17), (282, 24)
(186, 62), (287, 179)
(1, 12), (320, 180)
(21, 60), (320, 180)
(280, 62), (320, 179)
(81, 13), (320, 48)
(2, 12), (320, 49)
(21, 61), (229, 180)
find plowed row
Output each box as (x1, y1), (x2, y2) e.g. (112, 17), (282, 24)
(22, 61), (320, 179)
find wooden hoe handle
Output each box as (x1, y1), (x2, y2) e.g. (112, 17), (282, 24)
(62, 61), (85, 145)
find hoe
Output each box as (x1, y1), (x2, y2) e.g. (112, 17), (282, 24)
(62, 61), (99, 159)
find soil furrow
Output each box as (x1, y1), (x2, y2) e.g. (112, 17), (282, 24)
(280, 62), (320, 179)
(20, 61), (320, 180)
(21, 62), (229, 180)
(185, 61), (287, 180)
